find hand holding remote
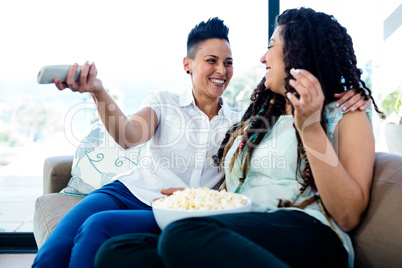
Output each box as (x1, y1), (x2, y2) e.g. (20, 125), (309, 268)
(50, 63), (103, 94)
(37, 64), (98, 84)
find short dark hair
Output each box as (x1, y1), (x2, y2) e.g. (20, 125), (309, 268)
(187, 17), (230, 59)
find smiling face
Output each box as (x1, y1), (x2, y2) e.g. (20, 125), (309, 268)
(185, 38), (233, 101)
(260, 26), (287, 95)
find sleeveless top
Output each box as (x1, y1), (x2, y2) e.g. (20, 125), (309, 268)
(223, 102), (355, 268)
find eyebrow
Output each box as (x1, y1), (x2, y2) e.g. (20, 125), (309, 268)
(204, 55), (233, 60)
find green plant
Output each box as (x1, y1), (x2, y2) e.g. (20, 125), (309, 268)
(382, 84), (402, 124)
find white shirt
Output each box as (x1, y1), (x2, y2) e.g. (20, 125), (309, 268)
(117, 88), (242, 205)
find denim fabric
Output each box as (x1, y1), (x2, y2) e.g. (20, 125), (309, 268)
(33, 180), (160, 268)
(94, 210), (347, 268)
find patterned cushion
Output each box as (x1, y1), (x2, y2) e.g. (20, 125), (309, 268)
(60, 121), (142, 196)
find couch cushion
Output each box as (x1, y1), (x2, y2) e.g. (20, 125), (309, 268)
(351, 152), (402, 268)
(61, 121), (143, 196)
(33, 193), (83, 249)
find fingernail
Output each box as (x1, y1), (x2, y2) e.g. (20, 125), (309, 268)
(290, 68), (300, 75)
(336, 103), (340, 108)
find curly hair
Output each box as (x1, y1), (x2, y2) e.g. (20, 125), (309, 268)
(216, 7), (383, 207)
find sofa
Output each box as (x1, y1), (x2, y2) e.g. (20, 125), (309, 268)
(33, 152), (402, 267)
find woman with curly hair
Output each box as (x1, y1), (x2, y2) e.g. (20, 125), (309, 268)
(156, 7), (383, 268)
(95, 7), (383, 268)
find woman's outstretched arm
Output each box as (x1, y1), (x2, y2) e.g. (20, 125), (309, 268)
(55, 62), (158, 149)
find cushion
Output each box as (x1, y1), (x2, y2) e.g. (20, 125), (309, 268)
(351, 152), (402, 268)
(60, 121), (143, 196)
(33, 193), (84, 249)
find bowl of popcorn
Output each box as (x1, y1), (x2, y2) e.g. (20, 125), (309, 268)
(152, 187), (252, 230)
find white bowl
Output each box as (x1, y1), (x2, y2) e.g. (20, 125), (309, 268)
(152, 195), (252, 230)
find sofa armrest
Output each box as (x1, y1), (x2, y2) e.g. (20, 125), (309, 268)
(43, 155), (74, 194)
(351, 152), (402, 268)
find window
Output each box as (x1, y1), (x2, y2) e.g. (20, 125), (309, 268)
(279, 0), (402, 154)
(0, 0), (269, 234)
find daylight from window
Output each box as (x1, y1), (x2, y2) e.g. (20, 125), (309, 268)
(0, 0), (268, 232)
(0, 0), (401, 233)
(281, 0), (402, 153)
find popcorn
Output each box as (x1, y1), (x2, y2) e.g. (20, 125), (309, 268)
(153, 188), (247, 210)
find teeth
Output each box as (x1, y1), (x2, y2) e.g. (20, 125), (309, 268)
(210, 79), (225, 84)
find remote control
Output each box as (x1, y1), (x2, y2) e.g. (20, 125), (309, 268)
(37, 65), (98, 84)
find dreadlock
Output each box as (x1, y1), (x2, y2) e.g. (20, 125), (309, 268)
(215, 7), (384, 207)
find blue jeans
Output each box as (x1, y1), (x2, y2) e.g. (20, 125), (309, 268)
(32, 180), (160, 268)
(95, 210), (347, 268)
